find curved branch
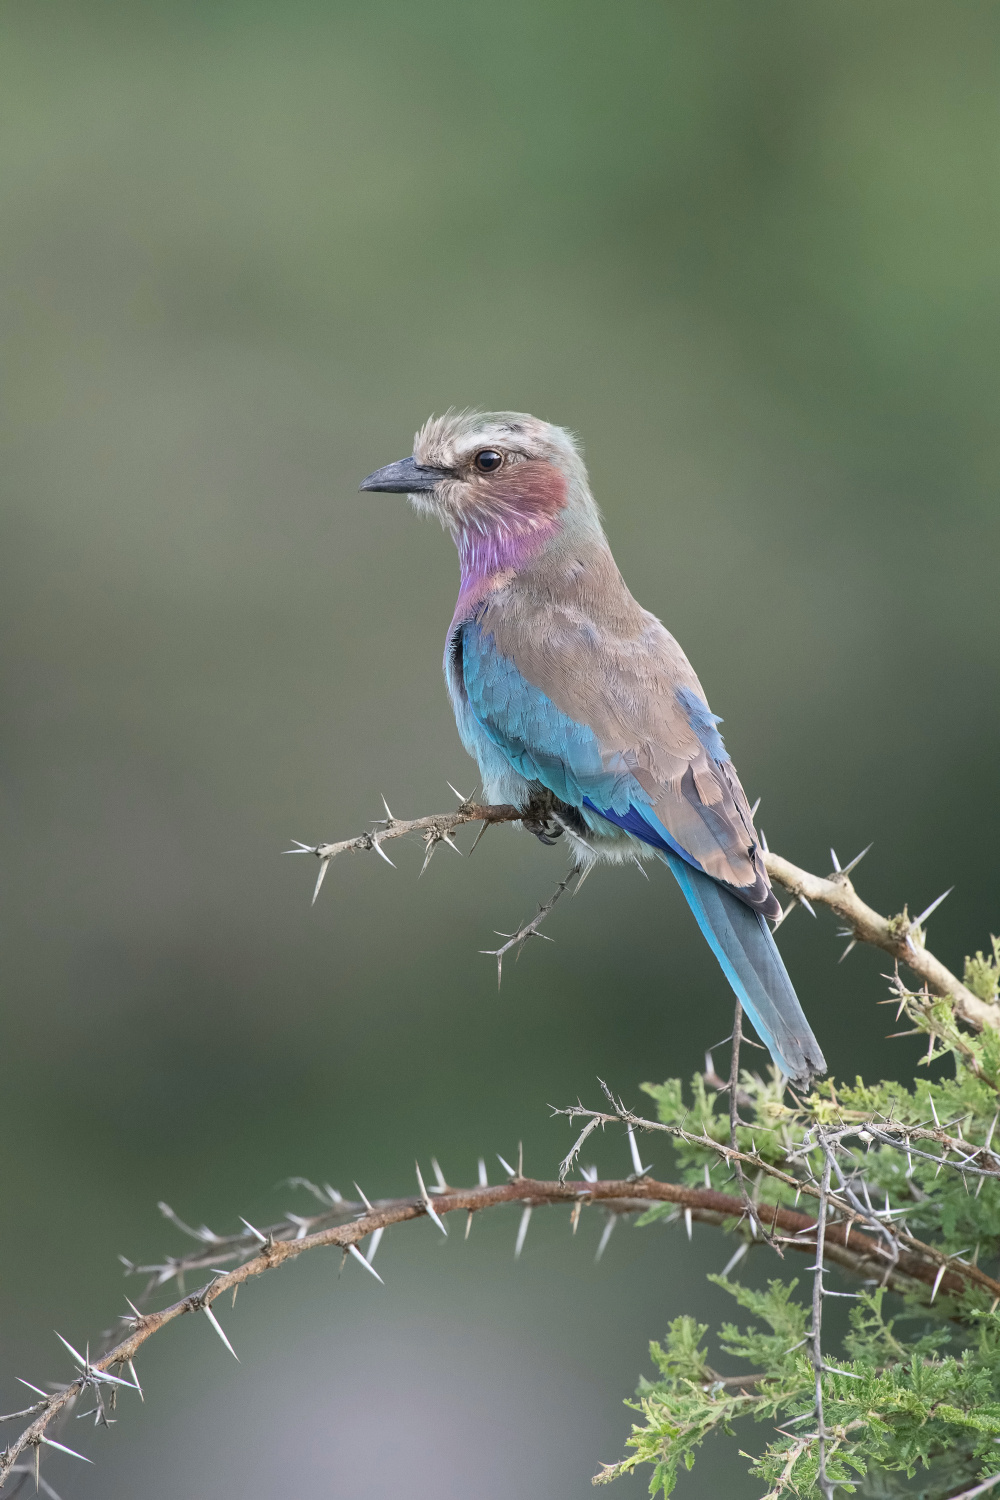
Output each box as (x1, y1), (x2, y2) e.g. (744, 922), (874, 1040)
(0, 1168), (982, 1488)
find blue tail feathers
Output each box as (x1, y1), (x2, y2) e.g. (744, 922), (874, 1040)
(665, 853), (826, 1086)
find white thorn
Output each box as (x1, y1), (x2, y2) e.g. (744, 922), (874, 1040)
(88, 1364), (139, 1390)
(415, 1162), (448, 1236)
(239, 1217), (267, 1245)
(17, 1379), (50, 1398)
(750, 796), (761, 819)
(721, 1240), (749, 1277)
(128, 1360), (143, 1402)
(354, 1182), (373, 1212)
(839, 938), (857, 963)
(431, 1157), (447, 1192)
(366, 1227), (384, 1264)
(380, 795), (394, 821)
(627, 1126), (644, 1176)
(464, 1210), (474, 1240)
(595, 1215), (617, 1262)
(348, 1242), (385, 1284)
(830, 848), (841, 872)
(311, 858), (331, 905)
(371, 836), (396, 868)
(54, 1332), (87, 1368)
(286, 1212), (310, 1240)
(477, 1157), (488, 1186)
(930, 1263), (947, 1303)
(202, 1304), (239, 1360)
(913, 887), (954, 929)
(419, 833), (439, 877)
(684, 1207), (693, 1241)
(39, 1437), (92, 1464)
(841, 843), (873, 876)
(798, 895), (817, 918)
(497, 1153), (516, 1178)
(514, 1206), (532, 1259)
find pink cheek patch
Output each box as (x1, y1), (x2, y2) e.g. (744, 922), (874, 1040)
(489, 459), (568, 523)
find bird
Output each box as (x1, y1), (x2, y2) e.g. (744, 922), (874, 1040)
(359, 410), (826, 1087)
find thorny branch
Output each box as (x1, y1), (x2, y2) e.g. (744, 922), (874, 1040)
(6, 800), (995, 1493)
(288, 797), (522, 905)
(2, 1116), (990, 1495)
(725, 1002), (771, 1243)
(482, 862), (585, 984)
(565, 1072), (1000, 1496)
(554, 1089), (1000, 1302)
(811, 1151), (835, 1500)
(292, 795), (996, 1029)
(763, 845), (988, 1029)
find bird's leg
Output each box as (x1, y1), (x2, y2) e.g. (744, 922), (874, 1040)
(520, 787), (591, 846)
(520, 787), (563, 845)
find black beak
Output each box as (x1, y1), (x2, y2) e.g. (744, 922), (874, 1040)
(358, 456), (451, 493)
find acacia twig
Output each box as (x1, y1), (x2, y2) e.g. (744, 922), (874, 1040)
(725, 1002), (771, 1242)
(763, 848), (990, 1029)
(811, 1149), (835, 1500)
(293, 799), (995, 1030)
(288, 797), (521, 904)
(482, 863), (584, 984)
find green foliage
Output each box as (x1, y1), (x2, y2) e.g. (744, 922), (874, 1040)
(601, 975), (1000, 1498)
(966, 937), (1000, 1004)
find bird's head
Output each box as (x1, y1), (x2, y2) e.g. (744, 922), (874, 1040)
(359, 411), (601, 555)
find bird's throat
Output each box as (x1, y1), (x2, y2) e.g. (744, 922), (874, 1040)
(455, 519), (558, 610)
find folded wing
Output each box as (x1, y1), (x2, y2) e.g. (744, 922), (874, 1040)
(460, 603), (777, 917)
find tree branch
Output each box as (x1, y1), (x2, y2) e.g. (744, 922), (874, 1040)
(288, 798), (521, 903)
(291, 797), (996, 1030)
(1, 1154), (984, 1490)
(482, 862), (584, 984)
(763, 847), (991, 1029)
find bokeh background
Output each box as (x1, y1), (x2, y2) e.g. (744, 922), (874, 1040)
(2, 2), (999, 1495)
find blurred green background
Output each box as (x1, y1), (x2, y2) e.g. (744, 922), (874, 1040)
(2, 1), (999, 1495)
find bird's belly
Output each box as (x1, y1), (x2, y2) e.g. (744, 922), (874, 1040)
(570, 808), (662, 867)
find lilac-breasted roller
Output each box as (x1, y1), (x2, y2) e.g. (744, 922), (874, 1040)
(360, 411), (826, 1086)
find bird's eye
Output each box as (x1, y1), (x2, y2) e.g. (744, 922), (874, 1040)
(474, 449), (504, 473)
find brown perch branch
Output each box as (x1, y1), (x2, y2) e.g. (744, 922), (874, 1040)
(293, 796), (994, 1029)
(0, 1170), (985, 1488)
